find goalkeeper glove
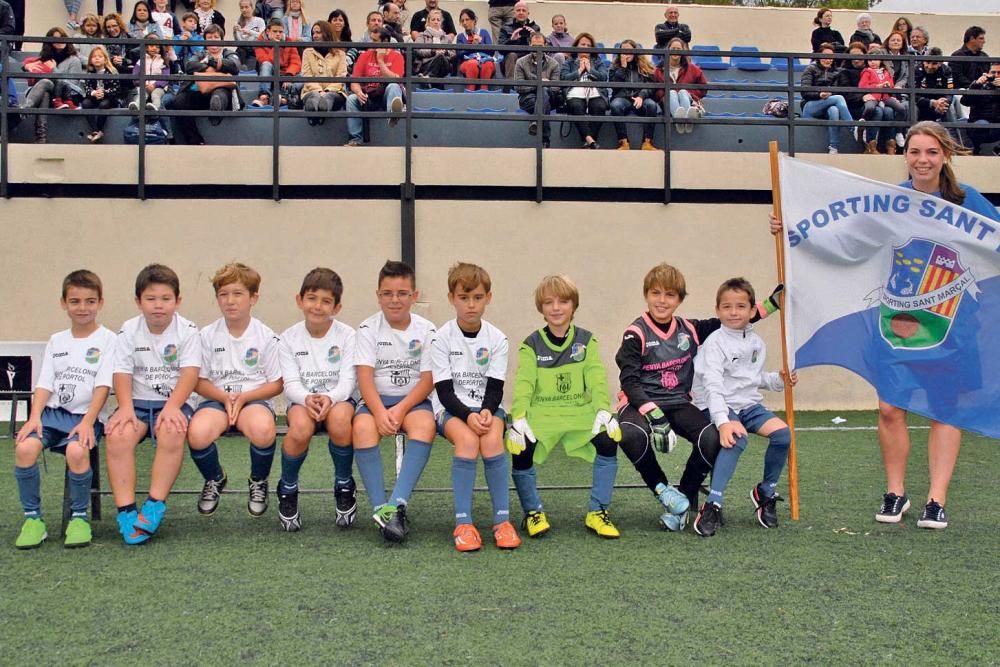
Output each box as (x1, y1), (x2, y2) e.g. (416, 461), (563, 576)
(591, 410), (622, 442)
(645, 407), (676, 453)
(505, 417), (536, 455)
(760, 283), (784, 316)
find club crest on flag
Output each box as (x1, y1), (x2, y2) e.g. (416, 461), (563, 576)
(879, 238), (978, 350)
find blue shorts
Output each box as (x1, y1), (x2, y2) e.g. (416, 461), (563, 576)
(132, 399), (195, 443)
(196, 399), (275, 417)
(701, 403), (777, 435)
(436, 407), (507, 438)
(356, 393), (433, 418)
(287, 398), (357, 434)
(32, 407), (105, 452)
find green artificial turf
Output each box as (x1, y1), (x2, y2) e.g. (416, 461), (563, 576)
(1, 411), (996, 665)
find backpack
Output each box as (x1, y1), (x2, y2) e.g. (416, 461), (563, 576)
(762, 98), (789, 118)
(123, 119), (169, 145)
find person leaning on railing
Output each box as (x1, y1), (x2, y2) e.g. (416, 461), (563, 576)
(514, 30), (559, 147)
(560, 32), (609, 149)
(300, 20), (348, 126)
(799, 42), (852, 155)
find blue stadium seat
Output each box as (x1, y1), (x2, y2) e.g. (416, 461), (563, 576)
(595, 42), (611, 66)
(731, 46), (771, 72)
(690, 45), (729, 71)
(770, 56), (808, 72)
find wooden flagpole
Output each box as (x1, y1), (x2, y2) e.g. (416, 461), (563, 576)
(768, 141), (800, 520)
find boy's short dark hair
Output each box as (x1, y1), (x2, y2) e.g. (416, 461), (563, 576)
(299, 267), (344, 304)
(964, 26), (985, 44)
(378, 260), (415, 288)
(181, 12), (197, 23)
(267, 17), (284, 29)
(62, 269), (103, 300)
(716, 277), (756, 307)
(135, 263), (180, 299)
(447, 262), (491, 294)
(203, 23), (225, 38)
(926, 46), (943, 58)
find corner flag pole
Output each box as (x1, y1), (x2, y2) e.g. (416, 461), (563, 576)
(768, 141), (800, 520)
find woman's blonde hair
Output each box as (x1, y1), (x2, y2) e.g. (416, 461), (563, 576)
(88, 45), (118, 73)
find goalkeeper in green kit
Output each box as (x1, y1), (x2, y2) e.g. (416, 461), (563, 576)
(506, 275), (623, 540)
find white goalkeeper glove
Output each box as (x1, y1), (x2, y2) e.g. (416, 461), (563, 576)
(505, 417), (536, 455)
(591, 410), (621, 442)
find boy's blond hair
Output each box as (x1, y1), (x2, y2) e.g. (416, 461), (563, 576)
(534, 274), (579, 313)
(447, 262), (492, 294)
(211, 262), (261, 295)
(643, 263), (687, 300)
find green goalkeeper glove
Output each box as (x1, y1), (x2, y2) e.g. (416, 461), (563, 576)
(645, 407), (676, 453)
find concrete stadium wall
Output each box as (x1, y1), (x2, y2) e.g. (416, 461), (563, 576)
(22, 0), (1000, 55)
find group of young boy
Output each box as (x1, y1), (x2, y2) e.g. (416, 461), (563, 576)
(13, 258), (790, 552)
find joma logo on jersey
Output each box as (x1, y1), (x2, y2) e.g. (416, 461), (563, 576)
(214, 347), (226, 353)
(85, 348), (101, 364)
(407, 339), (422, 358)
(135, 346), (151, 352)
(327, 346), (341, 364)
(245, 348), (260, 367)
(377, 341), (393, 347)
(295, 351), (309, 357)
(556, 373), (571, 394)
(537, 355), (553, 362)
(475, 347), (490, 367)
(53, 351), (70, 358)
(646, 341), (660, 348)
(162, 344), (178, 363)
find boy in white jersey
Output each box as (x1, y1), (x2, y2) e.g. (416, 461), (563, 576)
(277, 268), (358, 532)
(187, 263), (283, 519)
(14, 270), (115, 549)
(691, 278), (796, 537)
(353, 260), (436, 545)
(430, 263), (520, 552)
(105, 264), (201, 546)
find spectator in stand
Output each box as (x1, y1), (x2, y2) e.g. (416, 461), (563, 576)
(811, 8), (844, 54)
(251, 18), (301, 106)
(800, 42), (852, 154)
(4, 0), (21, 52)
(653, 37), (707, 134)
(377, 0), (409, 28)
(561, 32), (608, 150)
(258, 0), (284, 21)
(129, 35), (170, 111)
(890, 16), (912, 46)
(962, 61), (1000, 155)
(850, 13), (881, 49)
(382, 3), (406, 44)
(301, 20), (347, 125)
(1, 60), (17, 130)
(235, 0), (267, 70)
(409, 0), (455, 43)
(152, 0), (182, 38)
(910, 26), (929, 57)
(414, 9), (455, 87)
(75, 15), (103, 63)
(177, 13), (205, 63)
(21, 27), (84, 143)
(913, 48), (954, 123)
(546, 14), (573, 65)
(859, 48), (907, 154)
(327, 9), (358, 71)
(654, 5), (691, 52)
(885, 31), (912, 89)
(98, 0), (125, 13)
(951, 26), (988, 90)
(129, 2), (165, 39)
(283, 0), (310, 42)
(487, 0), (516, 45)
(194, 0), (226, 34)
(63, 1), (83, 31)
(344, 27), (404, 146)
(514, 30), (559, 147)
(81, 46), (122, 143)
(361, 11), (393, 43)
(837, 42), (868, 148)
(609, 39), (659, 151)
(456, 8), (497, 92)
(103, 14), (135, 76)
(0, 0), (11, 38)
(168, 23), (242, 145)
(499, 1), (541, 83)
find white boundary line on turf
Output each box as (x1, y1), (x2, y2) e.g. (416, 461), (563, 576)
(796, 426), (931, 431)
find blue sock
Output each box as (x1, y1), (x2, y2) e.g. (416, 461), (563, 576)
(250, 442), (276, 481)
(760, 427), (791, 497)
(328, 440), (354, 488)
(354, 447), (387, 509)
(452, 456), (477, 525)
(389, 439), (432, 506)
(68, 469), (92, 517)
(588, 454), (618, 512)
(190, 443), (224, 482)
(511, 466), (542, 513)
(15, 464), (41, 517)
(482, 453), (510, 525)
(709, 436), (748, 507)
(279, 449), (307, 494)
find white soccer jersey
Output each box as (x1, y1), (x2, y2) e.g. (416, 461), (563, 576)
(36, 326), (116, 416)
(355, 311), (435, 398)
(430, 319), (508, 412)
(113, 313), (201, 405)
(279, 319), (357, 406)
(198, 317), (282, 405)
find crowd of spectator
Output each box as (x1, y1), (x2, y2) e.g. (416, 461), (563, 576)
(1, 2), (997, 154)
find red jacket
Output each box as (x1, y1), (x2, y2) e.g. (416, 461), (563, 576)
(858, 66), (894, 102)
(254, 33), (301, 75)
(653, 61), (708, 105)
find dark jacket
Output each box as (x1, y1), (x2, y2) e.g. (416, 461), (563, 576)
(950, 45), (989, 89)
(609, 66), (652, 100)
(560, 55), (609, 99)
(499, 18), (541, 47)
(962, 77), (1000, 123)
(654, 21), (691, 50)
(799, 62), (841, 105)
(0, 0), (14, 35)
(836, 63), (865, 116)
(849, 30), (881, 48)
(83, 66), (124, 101)
(913, 63), (954, 116)
(514, 52), (559, 96)
(811, 27), (844, 53)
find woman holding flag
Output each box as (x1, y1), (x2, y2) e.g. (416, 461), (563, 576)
(771, 121), (999, 531)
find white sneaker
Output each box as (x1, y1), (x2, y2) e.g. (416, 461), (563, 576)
(673, 106), (688, 133)
(828, 145), (839, 154)
(686, 106), (701, 133)
(128, 101), (139, 111)
(388, 96), (403, 127)
(895, 132), (906, 148)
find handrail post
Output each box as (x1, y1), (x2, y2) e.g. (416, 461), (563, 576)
(533, 42), (543, 204)
(137, 38), (147, 200)
(272, 40), (281, 201)
(402, 42), (415, 268)
(1, 36), (10, 199)
(786, 53), (796, 156)
(661, 47), (670, 205)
